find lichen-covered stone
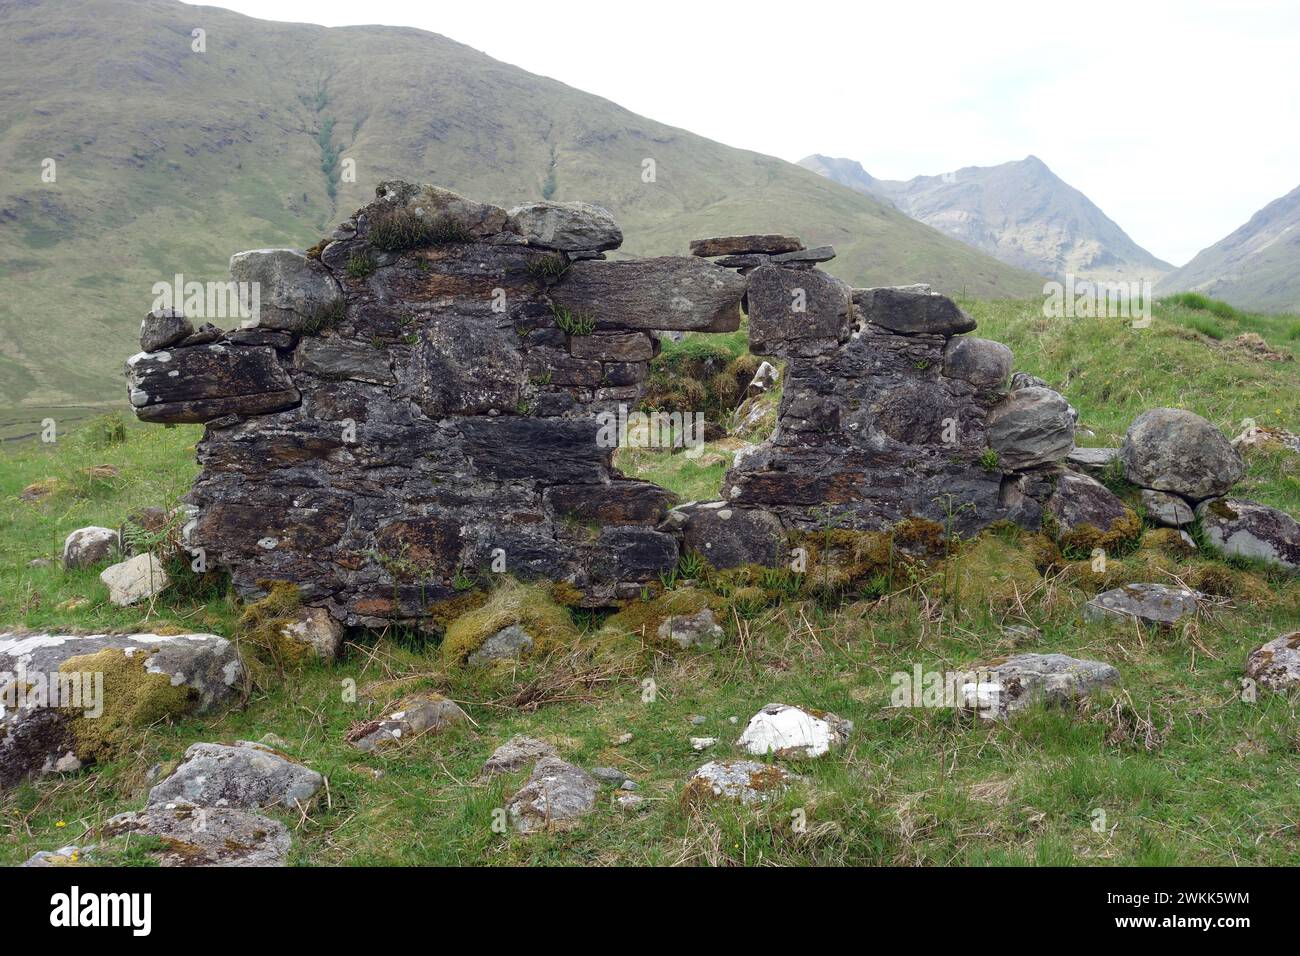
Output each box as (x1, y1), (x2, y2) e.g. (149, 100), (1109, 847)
(657, 609), (724, 649)
(0, 632), (242, 788)
(1120, 408), (1244, 501)
(1244, 632), (1300, 692)
(943, 336), (1012, 389)
(62, 526), (118, 570)
(1141, 488), (1195, 527)
(690, 235), (804, 257)
(480, 735), (558, 777)
(1195, 498), (1300, 572)
(676, 502), (786, 570)
(507, 756), (599, 832)
(1046, 472), (1140, 553)
(963, 654), (1120, 719)
(683, 759), (801, 805)
(1084, 583), (1204, 627)
(747, 265), (851, 355)
(125, 343), (299, 424)
(348, 694), (469, 752)
(147, 740), (322, 810)
(507, 201), (622, 252)
(101, 804), (290, 867)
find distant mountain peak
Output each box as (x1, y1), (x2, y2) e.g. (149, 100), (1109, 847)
(799, 153), (1170, 282)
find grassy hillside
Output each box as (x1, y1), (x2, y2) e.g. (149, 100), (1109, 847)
(2, 296), (1297, 866)
(0, 0), (1042, 409)
(1157, 183), (1300, 315)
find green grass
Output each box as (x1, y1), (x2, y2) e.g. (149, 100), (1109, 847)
(2, 297), (1299, 866)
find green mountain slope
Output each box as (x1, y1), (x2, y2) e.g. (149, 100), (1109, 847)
(0, 0), (1042, 408)
(1157, 183), (1300, 314)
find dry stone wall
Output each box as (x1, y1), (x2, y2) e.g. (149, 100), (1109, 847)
(125, 181), (1074, 627)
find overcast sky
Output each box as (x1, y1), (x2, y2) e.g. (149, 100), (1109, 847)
(206, 0), (1299, 267)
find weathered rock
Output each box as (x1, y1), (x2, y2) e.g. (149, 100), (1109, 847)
(507, 201), (622, 252)
(277, 606), (344, 662)
(348, 694), (468, 752)
(126, 343), (299, 424)
(507, 757), (600, 832)
(943, 337), (1013, 389)
(987, 386), (1075, 470)
(99, 553), (169, 606)
(852, 287), (976, 336)
(683, 759), (801, 805)
(772, 245), (835, 265)
(1046, 473), (1136, 542)
(747, 265), (851, 355)
(1066, 446), (1119, 478)
(101, 804), (290, 867)
(657, 609), (724, 649)
(676, 502), (786, 570)
(373, 180), (509, 240)
(1244, 632), (1300, 693)
(228, 248), (341, 332)
(736, 703), (853, 759)
(480, 735), (558, 777)
(1196, 498), (1300, 571)
(140, 309), (193, 352)
(690, 235), (804, 257)
(62, 527), (119, 570)
(1120, 408), (1244, 501)
(21, 845), (90, 867)
(147, 741), (322, 811)
(568, 331), (656, 362)
(0, 632), (242, 788)
(551, 257), (746, 332)
(1141, 489), (1195, 527)
(1084, 583), (1204, 627)
(467, 624), (534, 666)
(590, 766), (634, 787)
(963, 654), (1120, 719)
(295, 336), (395, 385)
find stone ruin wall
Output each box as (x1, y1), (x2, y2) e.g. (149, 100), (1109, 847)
(125, 181), (1078, 628)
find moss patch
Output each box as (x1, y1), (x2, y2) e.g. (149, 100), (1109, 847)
(440, 578), (579, 666)
(600, 587), (722, 646)
(60, 648), (194, 763)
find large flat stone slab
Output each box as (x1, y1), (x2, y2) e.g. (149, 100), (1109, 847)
(550, 257), (746, 332)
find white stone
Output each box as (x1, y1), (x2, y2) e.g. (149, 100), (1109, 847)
(736, 702), (852, 759)
(99, 553), (170, 606)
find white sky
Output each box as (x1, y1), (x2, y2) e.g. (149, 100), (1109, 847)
(203, 0), (1300, 267)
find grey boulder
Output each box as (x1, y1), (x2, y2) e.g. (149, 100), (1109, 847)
(102, 804), (290, 867)
(507, 201), (622, 252)
(229, 248), (341, 332)
(62, 526), (119, 570)
(1084, 583), (1204, 627)
(1120, 408), (1244, 501)
(987, 386), (1075, 470)
(1244, 632), (1300, 693)
(349, 694), (469, 752)
(1196, 498), (1299, 572)
(100, 553), (169, 606)
(658, 609), (724, 649)
(964, 653), (1120, 719)
(943, 337), (1013, 389)
(1046, 473), (1135, 539)
(140, 309), (193, 352)
(480, 735), (558, 777)
(507, 757), (600, 832)
(147, 741), (323, 811)
(467, 624), (535, 666)
(1141, 489), (1195, 527)
(684, 759), (801, 805)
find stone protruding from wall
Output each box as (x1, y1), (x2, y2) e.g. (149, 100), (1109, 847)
(123, 183), (1075, 627)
